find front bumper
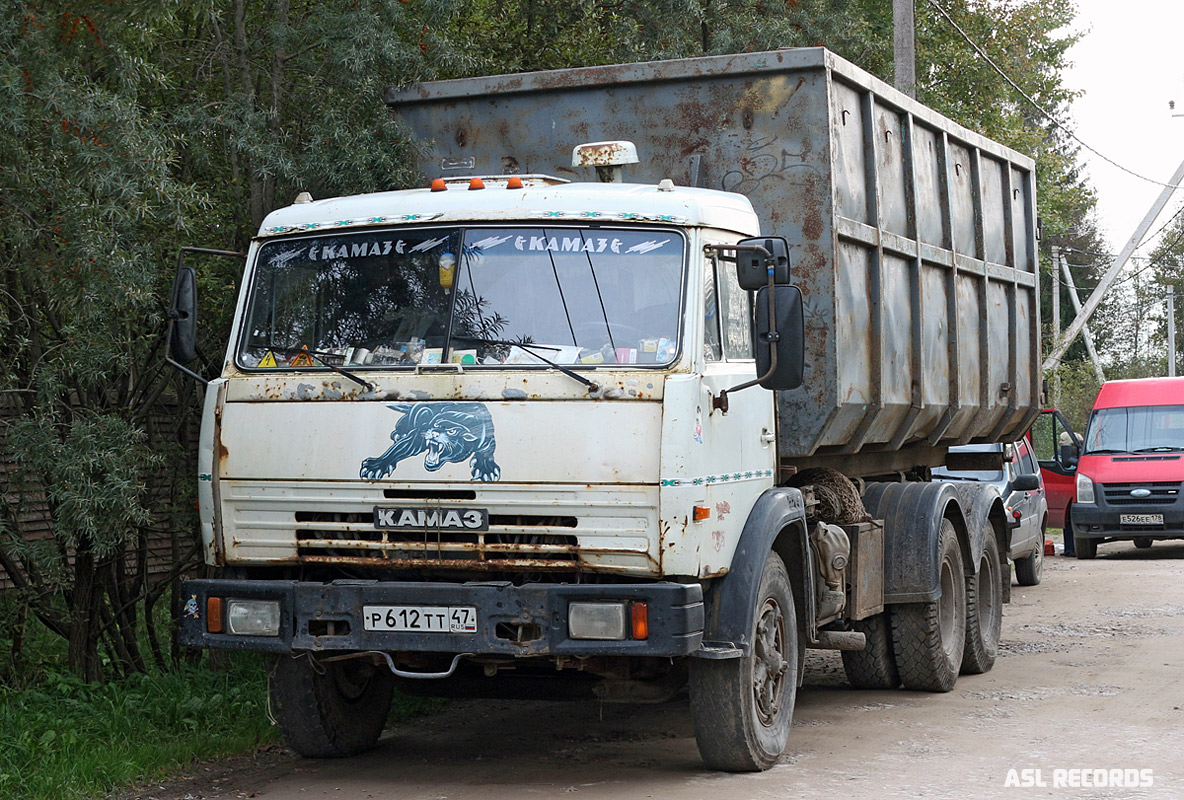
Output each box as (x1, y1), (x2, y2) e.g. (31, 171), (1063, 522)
(1071, 502), (1184, 540)
(179, 578), (704, 657)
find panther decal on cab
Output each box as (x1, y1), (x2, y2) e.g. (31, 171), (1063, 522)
(359, 402), (501, 482)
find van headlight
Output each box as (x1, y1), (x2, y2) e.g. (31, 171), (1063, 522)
(1076, 473), (1095, 504)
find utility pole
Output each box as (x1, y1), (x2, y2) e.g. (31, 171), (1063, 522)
(1051, 246), (1061, 405)
(1059, 251), (1106, 385)
(894, 0), (916, 98)
(1169, 286), (1177, 377)
(1044, 156), (1184, 371)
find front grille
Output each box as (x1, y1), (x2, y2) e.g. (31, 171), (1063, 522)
(294, 511), (580, 568)
(1101, 482), (1181, 506)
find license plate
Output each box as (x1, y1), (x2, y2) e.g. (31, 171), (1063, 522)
(362, 605), (477, 633)
(373, 506), (488, 531)
(1120, 513), (1163, 525)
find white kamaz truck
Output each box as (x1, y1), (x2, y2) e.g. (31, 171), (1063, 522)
(172, 48), (1040, 771)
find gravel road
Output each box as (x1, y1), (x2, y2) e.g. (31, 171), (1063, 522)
(121, 540), (1184, 800)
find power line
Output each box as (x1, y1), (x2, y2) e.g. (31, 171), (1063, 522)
(927, 0), (1183, 191)
(1139, 203), (1184, 248)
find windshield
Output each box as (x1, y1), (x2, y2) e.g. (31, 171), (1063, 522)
(1083, 404), (1184, 454)
(238, 226), (684, 370)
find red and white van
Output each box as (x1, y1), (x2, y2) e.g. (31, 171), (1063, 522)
(1069, 377), (1184, 558)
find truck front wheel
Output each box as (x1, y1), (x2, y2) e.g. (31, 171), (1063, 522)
(690, 551), (797, 771)
(269, 653), (395, 757)
(890, 519), (966, 692)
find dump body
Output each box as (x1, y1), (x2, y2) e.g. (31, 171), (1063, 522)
(386, 47), (1041, 470)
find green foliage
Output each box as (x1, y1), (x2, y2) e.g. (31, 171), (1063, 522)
(0, 653), (277, 800)
(1048, 360), (1101, 433)
(7, 415), (158, 560)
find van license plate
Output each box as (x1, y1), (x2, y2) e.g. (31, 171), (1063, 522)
(1120, 514), (1163, 525)
(362, 605), (477, 633)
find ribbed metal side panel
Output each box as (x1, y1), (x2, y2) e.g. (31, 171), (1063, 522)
(386, 47), (1040, 461)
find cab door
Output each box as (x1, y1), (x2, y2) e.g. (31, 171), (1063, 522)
(1029, 409), (1079, 529)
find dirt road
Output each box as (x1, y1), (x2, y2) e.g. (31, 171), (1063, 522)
(131, 542), (1184, 800)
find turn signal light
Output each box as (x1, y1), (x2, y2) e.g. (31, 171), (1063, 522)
(631, 602), (649, 640)
(693, 505), (711, 522)
(430, 178), (447, 192)
(206, 597), (224, 634)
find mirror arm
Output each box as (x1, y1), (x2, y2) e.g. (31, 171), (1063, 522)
(166, 246), (245, 386)
(710, 247), (778, 414)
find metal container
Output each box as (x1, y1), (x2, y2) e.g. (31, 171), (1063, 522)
(385, 47), (1040, 466)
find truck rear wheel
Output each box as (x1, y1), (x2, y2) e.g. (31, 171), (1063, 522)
(690, 551), (797, 771)
(841, 612), (899, 689)
(269, 653), (395, 757)
(961, 531), (1001, 674)
(890, 519), (965, 692)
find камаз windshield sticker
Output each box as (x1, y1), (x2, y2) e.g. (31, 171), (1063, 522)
(360, 403), (501, 482)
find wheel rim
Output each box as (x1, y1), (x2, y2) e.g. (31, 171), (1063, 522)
(939, 552), (957, 656)
(1033, 536), (1043, 578)
(753, 597), (789, 727)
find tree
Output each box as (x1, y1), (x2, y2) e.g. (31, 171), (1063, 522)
(0, 3), (207, 680)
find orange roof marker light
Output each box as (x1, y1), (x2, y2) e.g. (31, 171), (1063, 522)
(430, 178), (447, 192)
(468, 177), (485, 190)
(506, 176), (524, 189)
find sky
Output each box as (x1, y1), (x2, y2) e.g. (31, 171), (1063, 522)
(1060, 0), (1184, 257)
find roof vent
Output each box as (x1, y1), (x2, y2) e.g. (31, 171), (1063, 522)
(572, 141), (639, 183)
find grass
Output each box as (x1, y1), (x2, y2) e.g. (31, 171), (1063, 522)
(0, 650), (441, 800)
(0, 653), (278, 800)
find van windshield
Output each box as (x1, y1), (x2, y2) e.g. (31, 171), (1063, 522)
(1083, 405), (1184, 454)
(237, 226), (685, 370)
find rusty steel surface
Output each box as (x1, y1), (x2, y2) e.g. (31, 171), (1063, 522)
(386, 47), (1041, 463)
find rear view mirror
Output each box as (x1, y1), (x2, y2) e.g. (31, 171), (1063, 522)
(754, 284), (804, 390)
(1060, 443), (1079, 467)
(1012, 474), (1041, 491)
(168, 266), (198, 364)
(735, 236), (790, 291)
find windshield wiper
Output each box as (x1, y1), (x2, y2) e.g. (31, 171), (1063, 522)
(451, 335), (600, 393)
(270, 346), (374, 393)
(1133, 446), (1184, 453)
(1086, 448), (1128, 455)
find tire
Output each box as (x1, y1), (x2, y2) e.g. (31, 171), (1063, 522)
(1076, 536), (1098, 560)
(841, 612), (899, 689)
(962, 531), (1002, 675)
(269, 653), (395, 757)
(890, 519), (966, 692)
(690, 551), (797, 771)
(1014, 520), (1044, 586)
(1134, 537), (1153, 549)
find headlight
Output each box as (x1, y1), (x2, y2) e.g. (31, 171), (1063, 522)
(226, 599), (282, 636)
(568, 602), (626, 640)
(1076, 472), (1095, 504)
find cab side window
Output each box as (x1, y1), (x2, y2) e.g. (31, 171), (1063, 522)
(704, 263), (723, 362)
(717, 258), (752, 360)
